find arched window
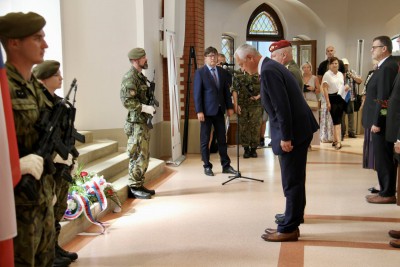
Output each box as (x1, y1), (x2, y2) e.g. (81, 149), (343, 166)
(246, 3), (283, 41)
(221, 35), (234, 64)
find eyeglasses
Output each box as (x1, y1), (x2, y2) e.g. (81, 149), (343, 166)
(371, 45), (384, 50)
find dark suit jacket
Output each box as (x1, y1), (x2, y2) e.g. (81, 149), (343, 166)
(386, 72), (400, 142)
(362, 56), (398, 129)
(260, 57), (319, 155)
(193, 65), (233, 116)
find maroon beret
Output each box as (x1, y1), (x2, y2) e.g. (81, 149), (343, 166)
(269, 40), (292, 53)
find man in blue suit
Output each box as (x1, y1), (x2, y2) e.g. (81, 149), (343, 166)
(363, 36), (398, 204)
(234, 44), (319, 242)
(193, 46), (237, 176)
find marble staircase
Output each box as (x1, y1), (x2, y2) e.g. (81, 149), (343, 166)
(58, 131), (165, 246)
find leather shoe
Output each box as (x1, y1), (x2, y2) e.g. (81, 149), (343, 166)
(390, 239), (400, 248)
(261, 229), (299, 242)
(222, 166), (237, 174)
(204, 167), (214, 176)
(366, 195), (396, 204)
(368, 187), (380, 194)
(138, 185), (155, 195)
(265, 228), (300, 237)
(348, 133), (356, 138)
(389, 230), (400, 239)
(128, 187), (151, 199)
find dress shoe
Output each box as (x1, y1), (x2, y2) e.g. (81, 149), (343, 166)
(332, 141), (337, 147)
(204, 167), (214, 176)
(390, 239), (400, 248)
(128, 186), (151, 199)
(348, 133), (356, 138)
(137, 185), (155, 195)
(261, 229), (299, 242)
(389, 230), (400, 239)
(265, 228), (300, 237)
(366, 195), (396, 204)
(335, 142), (342, 150)
(368, 187), (380, 194)
(222, 166), (237, 174)
(52, 256), (71, 267)
(56, 243), (78, 261)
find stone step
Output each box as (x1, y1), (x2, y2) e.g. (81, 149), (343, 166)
(58, 157), (165, 246)
(76, 130), (93, 146)
(83, 152), (129, 183)
(76, 139), (118, 166)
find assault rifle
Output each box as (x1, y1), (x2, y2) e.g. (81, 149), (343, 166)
(54, 79), (85, 182)
(146, 70), (159, 129)
(15, 79), (84, 200)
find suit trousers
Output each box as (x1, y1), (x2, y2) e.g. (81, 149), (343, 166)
(200, 108), (230, 169)
(372, 131), (397, 197)
(277, 135), (312, 233)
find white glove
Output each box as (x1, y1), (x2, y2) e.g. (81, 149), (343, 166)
(20, 154), (44, 181)
(141, 104), (156, 115)
(70, 162), (78, 176)
(54, 153), (73, 166)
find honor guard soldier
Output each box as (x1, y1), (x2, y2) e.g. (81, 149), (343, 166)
(33, 60), (79, 267)
(231, 70), (263, 158)
(0, 12), (56, 266)
(120, 48), (156, 199)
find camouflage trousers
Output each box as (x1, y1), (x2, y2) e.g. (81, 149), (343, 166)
(14, 174), (55, 267)
(126, 122), (150, 188)
(53, 173), (70, 242)
(239, 105), (263, 148)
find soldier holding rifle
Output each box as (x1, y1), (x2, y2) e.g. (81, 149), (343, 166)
(120, 47), (157, 199)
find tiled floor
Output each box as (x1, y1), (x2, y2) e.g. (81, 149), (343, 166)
(64, 136), (400, 267)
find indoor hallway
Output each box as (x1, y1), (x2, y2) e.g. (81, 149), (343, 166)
(64, 136), (400, 267)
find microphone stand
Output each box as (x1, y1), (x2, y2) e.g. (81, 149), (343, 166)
(222, 94), (264, 185)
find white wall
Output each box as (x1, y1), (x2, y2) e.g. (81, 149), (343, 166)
(60, 0), (163, 130)
(0, 0), (63, 78)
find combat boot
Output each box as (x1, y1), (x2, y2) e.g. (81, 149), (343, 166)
(56, 243), (78, 262)
(52, 255), (71, 267)
(250, 147), (258, 158)
(243, 147), (251, 158)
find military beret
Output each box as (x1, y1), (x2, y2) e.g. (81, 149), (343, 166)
(269, 40), (292, 53)
(33, 60), (60, 80)
(128, 48), (146, 60)
(0, 12), (46, 39)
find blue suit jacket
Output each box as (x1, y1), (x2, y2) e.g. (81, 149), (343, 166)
(260, 57), (319, 155)
(193, 65), (233, 116)
(362, 55), (398, 129)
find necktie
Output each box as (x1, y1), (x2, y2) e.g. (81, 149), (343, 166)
(211, 68), (218, 86)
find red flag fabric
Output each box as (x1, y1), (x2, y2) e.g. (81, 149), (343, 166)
(0, 46), (17, 266)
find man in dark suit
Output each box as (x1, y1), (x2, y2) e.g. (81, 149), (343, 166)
(234, 44), (319, 242)
(193, 46), (237, 176)
(385, 36), (400, 249)
(363, 36), (398, 204)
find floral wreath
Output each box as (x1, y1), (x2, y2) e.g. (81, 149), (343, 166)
(65, 165), (122, 233)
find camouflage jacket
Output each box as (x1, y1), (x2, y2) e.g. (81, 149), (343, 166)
(6, 62), (47, 156)
(120, 66), (151, 124)
(231, 70), (261, 107)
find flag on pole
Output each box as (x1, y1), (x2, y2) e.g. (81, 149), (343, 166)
(0, 45), (18, 267)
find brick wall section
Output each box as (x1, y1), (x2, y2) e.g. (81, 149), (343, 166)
(163, 0), (204, 121)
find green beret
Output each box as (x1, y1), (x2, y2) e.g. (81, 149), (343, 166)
(33, 60), (60, 80)
(128, 48), (146, 60)
(0, 12), (46, 39)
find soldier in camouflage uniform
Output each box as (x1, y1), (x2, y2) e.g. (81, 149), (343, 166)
(231, 70), (263, 158)
(120, 48), (156, 199)
(33, 60), (78, 267)
(0, 12), (56, 267)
